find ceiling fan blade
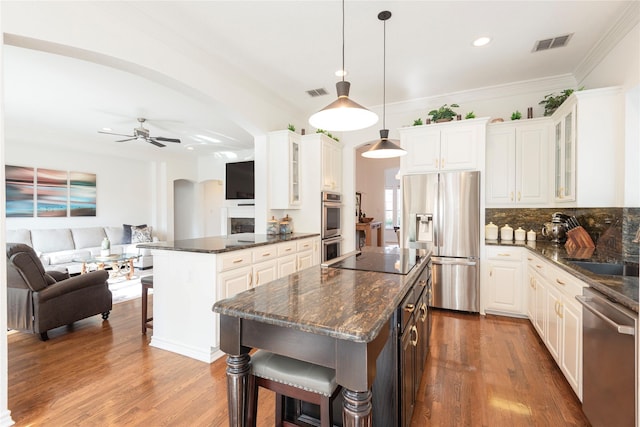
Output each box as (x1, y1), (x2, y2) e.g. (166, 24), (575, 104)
(116, 138), (137, 142)
(154, 137), (181, 143)
(98, 131), (135, 138)
(148, 139), (166, 148)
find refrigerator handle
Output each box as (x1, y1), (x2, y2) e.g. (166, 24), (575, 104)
(432, 257), (477, 266)
(437, 175), (444, 251)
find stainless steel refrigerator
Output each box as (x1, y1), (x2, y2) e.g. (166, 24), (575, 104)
(402, 171), (480, 312)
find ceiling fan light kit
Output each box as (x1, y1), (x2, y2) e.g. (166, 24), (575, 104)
(98, 117), (181, 148)
(362, 11), (407, 159)
(308, 0), (378, 132)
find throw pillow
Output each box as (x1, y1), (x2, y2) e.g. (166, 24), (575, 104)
(131, 226), (152, 244)
(123, 224), (147, 244)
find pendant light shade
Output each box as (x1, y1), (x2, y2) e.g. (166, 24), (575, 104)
(308, 0), (378, 132)
(362, 11), (407, 159)
(362, 129), (406, 158)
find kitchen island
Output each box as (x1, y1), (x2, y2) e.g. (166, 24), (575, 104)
(213, 248), (431, 426)
(137, 233), (320, 363)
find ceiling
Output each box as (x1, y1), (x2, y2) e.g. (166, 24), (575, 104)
(2, 1), (636, 157)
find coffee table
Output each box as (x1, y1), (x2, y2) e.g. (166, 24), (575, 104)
(73, 253), (141, 280)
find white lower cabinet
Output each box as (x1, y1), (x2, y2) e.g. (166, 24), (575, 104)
(484, 246), (524, 316)
(525, 251), (585, 400)
(218, 237), (320, 298)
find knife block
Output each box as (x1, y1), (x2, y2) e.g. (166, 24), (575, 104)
(565, 226), (595, 251)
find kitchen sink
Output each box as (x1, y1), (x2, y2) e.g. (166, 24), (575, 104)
(568, 260), (639, 277)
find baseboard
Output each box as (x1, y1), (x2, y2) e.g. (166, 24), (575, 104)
(149, 336), (225, 364)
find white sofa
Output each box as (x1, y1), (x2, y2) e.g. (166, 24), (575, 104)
(6, 226), (155, 275)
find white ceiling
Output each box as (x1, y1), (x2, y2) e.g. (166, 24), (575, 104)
(2, 1), (635, 156)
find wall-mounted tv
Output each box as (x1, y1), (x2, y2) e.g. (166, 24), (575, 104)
(225, 160), (255, 200)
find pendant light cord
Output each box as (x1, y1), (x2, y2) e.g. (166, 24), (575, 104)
(341, 0), (345, 83)
(382, 17), (386, 129)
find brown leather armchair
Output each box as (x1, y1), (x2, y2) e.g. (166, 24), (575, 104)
(6, 243), (112, 341)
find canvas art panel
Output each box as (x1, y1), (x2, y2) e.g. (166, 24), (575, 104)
(5, 165), (35, 217)
(37, 168), (68, 217)
(70, 171), (97, 217)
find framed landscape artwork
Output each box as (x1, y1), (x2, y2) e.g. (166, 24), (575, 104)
(37, 168), (68, 217)
(5, 165), (35, 217)
(69, 171), (97, 216)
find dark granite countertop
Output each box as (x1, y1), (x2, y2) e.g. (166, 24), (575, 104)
(213, 248), (431, 343)
(137, 232), (320, 254)
(486, 240), (638, 313)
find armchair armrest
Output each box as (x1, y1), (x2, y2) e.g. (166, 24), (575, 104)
(46, 270), (70, 282)
(37, 270), (109, 303)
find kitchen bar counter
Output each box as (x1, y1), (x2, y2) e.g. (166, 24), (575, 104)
(486, 240), (638, 312)
(137, 232), (319, 254)
(213, 248), (431, 426)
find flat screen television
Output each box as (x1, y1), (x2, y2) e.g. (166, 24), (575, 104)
(225, 160), (255, 200)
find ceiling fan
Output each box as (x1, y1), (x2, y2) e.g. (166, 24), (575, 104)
(98, 117), (181, 148)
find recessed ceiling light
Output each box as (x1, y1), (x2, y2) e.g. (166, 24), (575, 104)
(473, 36), (491, 47)
(186, 146), (195, 151)
(101, 127), (112, 132)
(335, 69), (348, 77)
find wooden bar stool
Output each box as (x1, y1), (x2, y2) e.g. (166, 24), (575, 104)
(141, 275), (153, 334)
(250, 349), (341, 427)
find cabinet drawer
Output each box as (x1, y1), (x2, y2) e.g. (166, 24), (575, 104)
(252, 245), (278, 263)
(218, 250), (252, 272)
(547, 264), (586, 299)
(296, 238), (314, 252)
(526, 254), (547, 278)
(486, 246), (522, 261)
(277, 241), (297, 256)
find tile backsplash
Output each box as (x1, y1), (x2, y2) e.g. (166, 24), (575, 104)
(485, 207), (640, 262)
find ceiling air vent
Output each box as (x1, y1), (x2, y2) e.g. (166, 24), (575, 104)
(306, 88), (328, 97)
(532, 33), (573, 52)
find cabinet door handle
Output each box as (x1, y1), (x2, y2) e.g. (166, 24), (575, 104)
(410, 325), (418, 347)
(489, 269), (493, 277)
(441, 158), (445, 168)
(233, 258), (244, 264)
(498, 253), (510, 257)
(510, 191), (514, 202)
(558, 302), (564, 319)
(554, 300), (559, 317)
(434, 158), (439, 168)
(419, 303), (427, 322)
(536, 264), (543, 269)
(419, 279), (427, 287)
(404, 304), (415, 313)
(262, 252), (271, 257)
(249, 272), (253, 287)
(517, 191), (521, 201)
(556, 279), (565, 286)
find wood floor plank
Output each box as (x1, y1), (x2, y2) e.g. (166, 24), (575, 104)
(8, 298), (589, 426)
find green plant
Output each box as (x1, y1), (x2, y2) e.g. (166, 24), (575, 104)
(511, 110), (522, 120)
(315, 128), (339, 142)
(287, 123), (295, 132)
(465, 111), (476, 119)
(428, 104), (459, 122)
(539, 87), (584, 116)
(413, 118), (423, 126)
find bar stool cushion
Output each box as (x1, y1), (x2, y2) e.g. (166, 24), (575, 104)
(251, 350), (337, 397)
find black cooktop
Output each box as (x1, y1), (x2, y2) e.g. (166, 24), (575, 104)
(331, 252), (418, 275)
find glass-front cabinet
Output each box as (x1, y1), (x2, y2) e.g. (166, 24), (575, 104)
(553, 103), (576, 202)
(269, 130), (302, 209)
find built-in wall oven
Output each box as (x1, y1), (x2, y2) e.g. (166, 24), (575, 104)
(321, 191), (342, 262)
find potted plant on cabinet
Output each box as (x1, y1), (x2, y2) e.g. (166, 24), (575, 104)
(539, 87), (584, 116)
(428, 104), (460, 123)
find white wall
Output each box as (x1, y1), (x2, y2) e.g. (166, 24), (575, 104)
(5, 139), (154, 232)
(355, 145), (399, 225)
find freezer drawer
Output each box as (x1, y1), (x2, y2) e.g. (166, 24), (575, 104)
(431, 257), (479, 312)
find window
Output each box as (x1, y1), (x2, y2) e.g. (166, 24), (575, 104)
(384, 186), (401, 229)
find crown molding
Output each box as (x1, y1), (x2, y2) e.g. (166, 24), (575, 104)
(385, 74), (578, 116)
(574, 1), (640, 84)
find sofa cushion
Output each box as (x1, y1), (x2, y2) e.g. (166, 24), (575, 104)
(131, 226), (152, 243)
(31, 229), (74, 253)
(104, 226), (126, 245)
(48, 249), (91, 265)
(123, 224), (147, 244)
(7, 229), (32, 247)
(72, 227), (107, 249)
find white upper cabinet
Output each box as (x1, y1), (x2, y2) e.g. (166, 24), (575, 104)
(486, 119), (550, 207)
(269, 130), (302, 209)
(551, 87), (623, 207)
(399, 118), (488, 174)
(321, 137), (342, 192)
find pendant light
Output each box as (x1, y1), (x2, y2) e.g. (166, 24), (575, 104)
(362, 11), (406, 159)
(308, 0), (378, 132)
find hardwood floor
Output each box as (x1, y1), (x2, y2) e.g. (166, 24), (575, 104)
(7, 298), (589, 426)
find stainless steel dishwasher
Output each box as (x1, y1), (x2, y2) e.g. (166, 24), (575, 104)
(576, 287), (637, 427)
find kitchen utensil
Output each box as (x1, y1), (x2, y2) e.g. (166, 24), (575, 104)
(542, 221), (567, 244)
(515, 227), (526, 241)
(564, 216), (595, 249)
